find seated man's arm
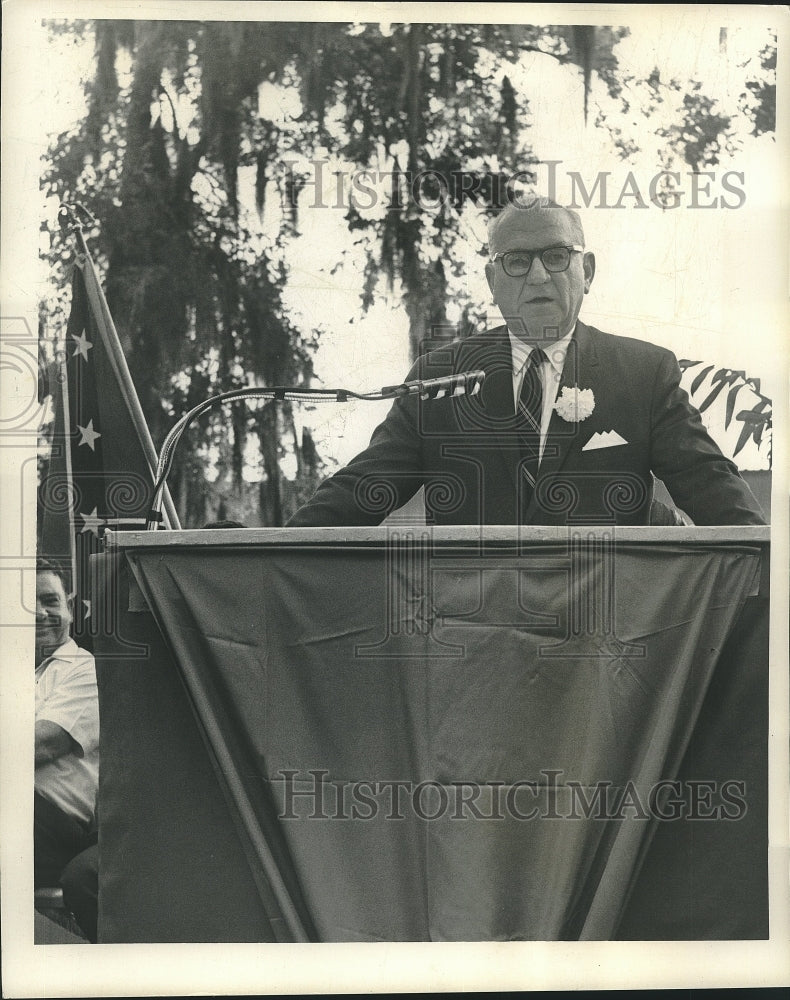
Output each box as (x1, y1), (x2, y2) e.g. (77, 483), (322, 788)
(36, 656), (100, 765)
(649, 351), (766, 525)
(35, 719), (78, 766)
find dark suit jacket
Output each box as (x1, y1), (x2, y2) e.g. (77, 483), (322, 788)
(288, 322), (766, 527)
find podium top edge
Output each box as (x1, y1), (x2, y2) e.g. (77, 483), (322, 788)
(104, 525), (771, 549)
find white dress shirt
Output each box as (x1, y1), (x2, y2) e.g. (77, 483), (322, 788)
(508, 328), (574, 464)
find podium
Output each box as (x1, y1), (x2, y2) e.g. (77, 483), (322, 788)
(92, 526), (770, 942)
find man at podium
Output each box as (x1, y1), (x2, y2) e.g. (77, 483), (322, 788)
(289, 199), (764, 528)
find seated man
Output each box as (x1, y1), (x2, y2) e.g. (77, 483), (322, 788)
(289, 199), (765, 528)
(34, 558), (99, 890)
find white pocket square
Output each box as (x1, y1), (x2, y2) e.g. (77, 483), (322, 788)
(582, 430), (629, 451)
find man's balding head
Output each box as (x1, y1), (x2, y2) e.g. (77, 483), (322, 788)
(487, 199), (586, 255)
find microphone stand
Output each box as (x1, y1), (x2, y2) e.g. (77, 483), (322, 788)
(146, 373), (487, 530)
(147, 384), (396, 530)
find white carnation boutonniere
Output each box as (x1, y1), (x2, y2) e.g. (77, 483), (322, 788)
(554, 386), (595, 422)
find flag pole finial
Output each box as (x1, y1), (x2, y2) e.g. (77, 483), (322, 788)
(58, 203), (79, 229)
(59, 202), (96, 224)
(58, 204), (96, 250)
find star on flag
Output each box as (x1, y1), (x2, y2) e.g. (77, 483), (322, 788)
(71, 331), (93, 361)
(79, 507), (105, 536)
(76, 418), (101, 450)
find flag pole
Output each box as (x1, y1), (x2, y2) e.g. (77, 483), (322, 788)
(58, 205), (180, 530)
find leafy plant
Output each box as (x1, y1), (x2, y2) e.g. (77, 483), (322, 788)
(678, 359), (772, 464)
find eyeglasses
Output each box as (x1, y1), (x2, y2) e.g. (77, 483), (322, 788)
(490, 245), (584, 277)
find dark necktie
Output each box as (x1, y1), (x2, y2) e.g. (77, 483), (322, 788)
(517, 348), (547, 493)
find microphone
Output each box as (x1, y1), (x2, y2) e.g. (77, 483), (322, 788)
(380, 370), (486, 400)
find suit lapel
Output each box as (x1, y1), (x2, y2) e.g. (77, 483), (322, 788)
(523, 322), (600, 521)
(473, 331), (523, 496)
(457, 324), (601, 521)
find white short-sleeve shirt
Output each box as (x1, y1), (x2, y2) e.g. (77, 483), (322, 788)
(35, 638), (99, 827)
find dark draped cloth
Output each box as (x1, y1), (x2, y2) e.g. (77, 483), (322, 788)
(94, 532), (767, 942)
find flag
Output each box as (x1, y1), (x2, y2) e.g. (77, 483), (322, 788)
(39, 244), (178, 644)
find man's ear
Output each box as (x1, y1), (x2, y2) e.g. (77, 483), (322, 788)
(583, 251), (596, 293)
(485, 261), (495, 296)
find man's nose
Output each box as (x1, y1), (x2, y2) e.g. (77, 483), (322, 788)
(35, 600), (47, 620)
(525, 256), (551, 283)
